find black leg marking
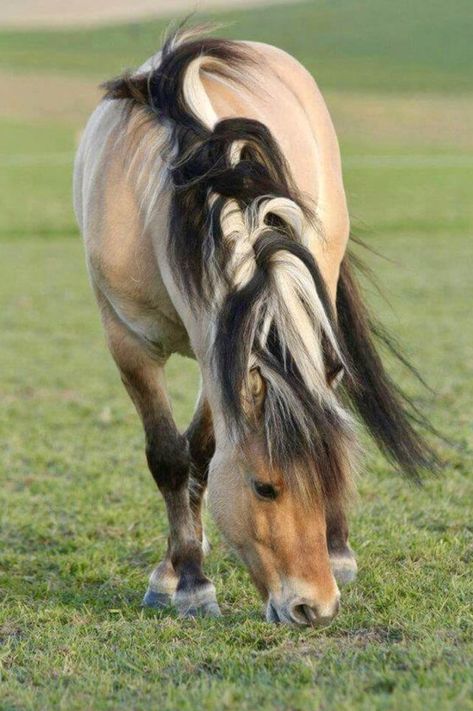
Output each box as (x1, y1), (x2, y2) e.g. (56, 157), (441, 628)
(104, 321), (220, 618)
(185, 396), (215, 555)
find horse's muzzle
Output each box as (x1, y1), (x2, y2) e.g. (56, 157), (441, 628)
(266, 595), (340, 627)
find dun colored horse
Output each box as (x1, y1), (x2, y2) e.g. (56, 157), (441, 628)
(74, 26), (435, 625)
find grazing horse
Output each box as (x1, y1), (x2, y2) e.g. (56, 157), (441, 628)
(73, 27), (435, 625)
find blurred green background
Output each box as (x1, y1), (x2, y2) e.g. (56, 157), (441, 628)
(0, 1), (472, 710)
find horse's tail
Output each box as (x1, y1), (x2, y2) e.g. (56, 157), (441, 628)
(337, 251), (439, 479)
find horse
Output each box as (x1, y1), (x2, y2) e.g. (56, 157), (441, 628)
(73, 26), (436, 626)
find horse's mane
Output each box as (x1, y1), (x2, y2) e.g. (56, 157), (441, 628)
(102, 25), (438, 504)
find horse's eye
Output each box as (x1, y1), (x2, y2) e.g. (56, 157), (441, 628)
(252, 480), (278, 500)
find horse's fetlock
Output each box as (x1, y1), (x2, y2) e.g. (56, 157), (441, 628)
(171, 543), (203, 575)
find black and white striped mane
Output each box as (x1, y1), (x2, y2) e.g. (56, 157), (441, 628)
(103, 26), (437, 506)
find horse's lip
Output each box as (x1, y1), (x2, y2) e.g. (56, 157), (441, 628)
(266, 600), (296, 625)
(266, 601), (281, 623)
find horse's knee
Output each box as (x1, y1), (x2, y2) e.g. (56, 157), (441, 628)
(145, 427), (190, 490)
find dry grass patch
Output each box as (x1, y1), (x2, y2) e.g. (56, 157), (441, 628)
(0, 69), (99, 126)
(326, 91), (473, 151)
(3, 68), (473, 154)
(0, 0), (301, 28)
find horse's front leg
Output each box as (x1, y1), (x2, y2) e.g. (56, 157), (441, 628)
(185, 394), (215, 556)
(326, 504), (358, 586)
(102, 305), (220, 617)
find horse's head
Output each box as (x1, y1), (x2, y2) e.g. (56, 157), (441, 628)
(207, 367), (346, 626)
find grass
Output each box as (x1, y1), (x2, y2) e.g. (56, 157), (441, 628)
(0, 1), (472, 709)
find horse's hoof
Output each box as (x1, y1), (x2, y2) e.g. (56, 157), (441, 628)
(142, 588), (172, 609)
(330, 550), (358, 586)
(181, 601), (222, 618)
(174, 582), (221, 618)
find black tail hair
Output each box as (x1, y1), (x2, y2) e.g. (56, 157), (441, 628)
(337, 250), (440, 480)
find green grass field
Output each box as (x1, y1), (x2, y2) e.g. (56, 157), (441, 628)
(0, 1), (472, 709)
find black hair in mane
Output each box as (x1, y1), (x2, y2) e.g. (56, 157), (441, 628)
(103, 26), (438, 504)
(103, 33), (308, 302)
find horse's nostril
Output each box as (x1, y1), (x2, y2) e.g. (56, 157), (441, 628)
(290, 600), (339, 627)
(292, 604), (318, 625)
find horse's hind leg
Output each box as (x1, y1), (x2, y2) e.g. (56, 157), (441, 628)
(102, 308), (220, 617)
(326, 505), (358, 586)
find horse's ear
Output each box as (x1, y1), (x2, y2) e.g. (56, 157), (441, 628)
(243, 367), (266, 419)
(249, 367), (265, 398)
